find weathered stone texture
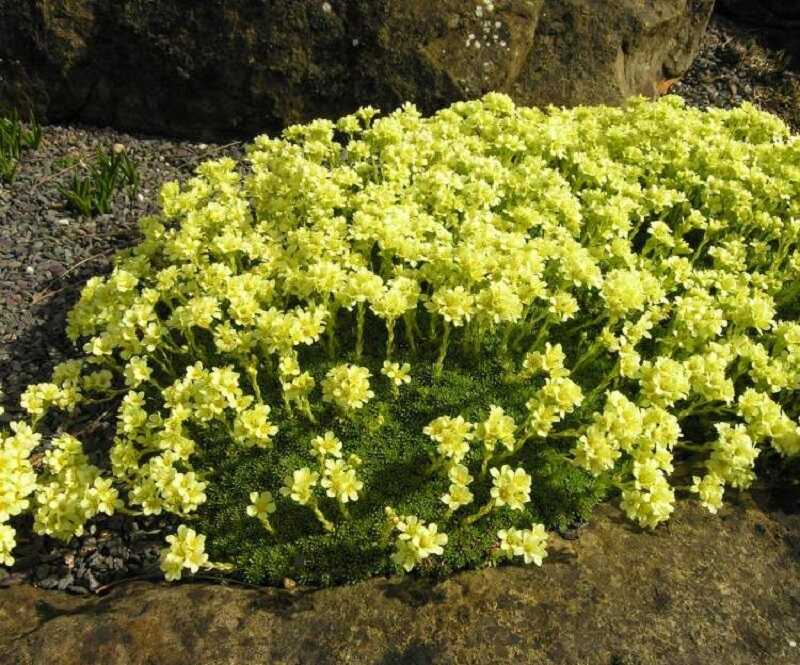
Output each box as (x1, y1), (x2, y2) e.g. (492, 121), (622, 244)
(2, 499), (798, 665)
(0, 0), (714, 140)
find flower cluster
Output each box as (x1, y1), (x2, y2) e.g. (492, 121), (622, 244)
(160, 525), (210, 581)
(278, 430), (363, 530)
(386, 508), (449, 572)
(1, 93), (798, 582)
(490, 465), (532, 511)
(247, 490), (277, 533)
(34, 434), (121, 541)
(441, 463), (475, 513)
(496, 524), (549, 566)
(322, 364), (374, 412)
(0, 422), (39, 565)
(424, 415), (475, 466)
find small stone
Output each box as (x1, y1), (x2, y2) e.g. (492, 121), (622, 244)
(282, 577), (297, 591)
(57, 574), (75, 590)
(86, 571), (101, 591)
(39, 576), (60, 590)
(68, 585), (89, 595)
(0, 571), (28, 588)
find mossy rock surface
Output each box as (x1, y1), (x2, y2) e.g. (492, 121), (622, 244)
(0, 0), (713, 140)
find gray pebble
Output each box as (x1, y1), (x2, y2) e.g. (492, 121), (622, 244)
(39, 577), (60, 590)
(57, 574), (75, 590)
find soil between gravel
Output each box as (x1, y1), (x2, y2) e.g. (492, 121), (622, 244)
(0, 13), (798, 596)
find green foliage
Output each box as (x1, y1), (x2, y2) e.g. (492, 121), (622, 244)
(58, 148), (139, 216)
(0, 110), (41, 183)
(196, 338), (602, 585)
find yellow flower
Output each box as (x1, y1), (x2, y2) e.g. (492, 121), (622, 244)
(280, 468), (319, 506)
(234, 404), (279, 448)
(690, 474), (724, 514)
(311, 431), (343, 460)
(160, 525), (209, 581)
(477, 405), (516, 453)
(489, 465), (531, 511)
(247, 491), (277, 529)
(321, 459), (363, 503)
(381, 361), (412, 388)
(0, 524), (17, 566)
(322, 364), (374, 411)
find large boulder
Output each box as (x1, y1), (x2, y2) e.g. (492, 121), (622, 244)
(0, 0), (714, 140)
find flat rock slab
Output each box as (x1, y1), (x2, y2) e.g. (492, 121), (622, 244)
(0, 0), (713, 140)
(1, 499), (798, 665)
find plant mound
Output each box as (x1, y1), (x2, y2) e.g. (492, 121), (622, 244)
(2, 94), (799, 585)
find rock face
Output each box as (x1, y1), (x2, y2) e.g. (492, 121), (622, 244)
(0, 0), (713, 140)
(2, 499), (799, 665)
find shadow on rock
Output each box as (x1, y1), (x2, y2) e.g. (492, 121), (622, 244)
(374, 641), (447, 665)
(378, 576), (447, 609)
(244, 587), (316, 618)
(34, 595), (119, 624)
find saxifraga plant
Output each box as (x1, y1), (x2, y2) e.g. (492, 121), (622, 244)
(1, 94), (799, 585)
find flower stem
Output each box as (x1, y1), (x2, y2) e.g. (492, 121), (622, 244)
(675, 441), (708, 453)
(300, 397), (316, 423)
(461, 499), (494, 526)
(403, 312), (417, 355)
(326, 305), (338, 358)
(311, 501), (335, 532)
(433, 320), (450, 378)
(246, 365), (262, 404)
(572, 338), (603, 374)
(386, 318), (396, 359)
(260, 517), (275, 535)
(530, 316), (552, 352)
(355, 302), (365, 360)
(479, 448), (493, 479)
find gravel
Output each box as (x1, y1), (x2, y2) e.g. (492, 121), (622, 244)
(0, 130), (243, 413)
(0, 12), (798, 594)
(0, 127), (242, 593)
(671, 15), (800, 131)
